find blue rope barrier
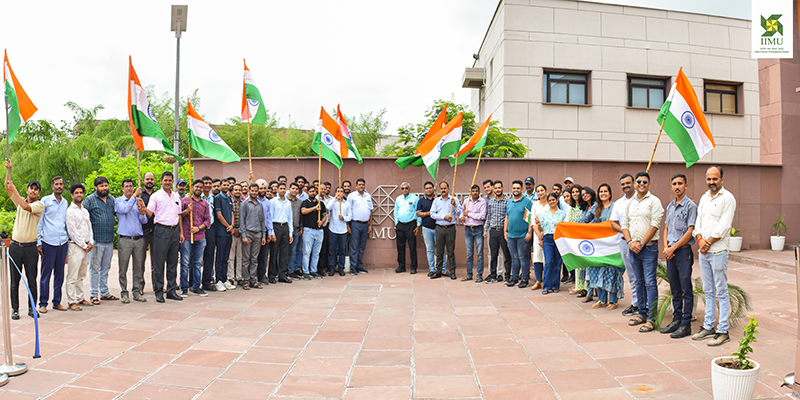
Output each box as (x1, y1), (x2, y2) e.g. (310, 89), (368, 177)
(7, 254), (40, 359)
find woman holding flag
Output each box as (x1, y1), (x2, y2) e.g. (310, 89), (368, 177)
(535, 193), (567, 294)
(530, 184), (548, 290)
(586, 183), (623, 310)
(574, 187), (598, 302)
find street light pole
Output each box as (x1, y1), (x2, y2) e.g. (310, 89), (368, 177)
(170, 5), (188, 180)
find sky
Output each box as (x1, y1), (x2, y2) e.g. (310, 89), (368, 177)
(3, 0), (750, 137)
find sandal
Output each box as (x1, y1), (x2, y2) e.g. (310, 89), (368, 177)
(100, 295), (119, 301)
(628, 316), (646, 326)
(576, 290), (588, 298)
(581, 295), (595, 303)
(242, 283), (250, 290)
(542, 290), (550, 295)
(78, 299), (93, 306)
(606, 303), (618, 310)
(569, 288), (581, 295)
(91, 297), (100, 305)
(591, 301), (607, 309)
(552, 289), (559, 293)
(639, 322), (655, 333)
(252, 282), (263, 289)
(68, 303), (82, 311)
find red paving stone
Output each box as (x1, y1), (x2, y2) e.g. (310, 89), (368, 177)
(0, 255), (794, 399)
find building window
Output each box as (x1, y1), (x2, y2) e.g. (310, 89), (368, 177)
(543, 71), (588, 104)
(628, 77), (667, 109)
(704, 83), (738, 114)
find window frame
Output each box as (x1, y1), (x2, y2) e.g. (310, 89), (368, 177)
(704, 81), (739, 115)
(543, 70), (590, 105)
(627, 76), (669, 109)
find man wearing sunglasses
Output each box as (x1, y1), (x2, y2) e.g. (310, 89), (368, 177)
(621, 171), (664, 333)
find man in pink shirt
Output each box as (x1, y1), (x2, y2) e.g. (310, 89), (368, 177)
(141, 172), (183, 303)
(460, 184), (487, 282)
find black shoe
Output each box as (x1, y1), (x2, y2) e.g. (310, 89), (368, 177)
(564, 277), (575, 284)
(202, 283), (217, 292)
(518, 280), (529, 289)
(328, 270), (335, 277)
(357, 268), (368, 274)
(278, 276), (293, 283)
(561, 275), (569, 282)
(28, 309), (35, 318)
(670, 324), (692, 339)
(268, 278), (277, 284)
(449, 272), (456, 280)
(258, 278), (269, 284)
(338, 270), (345, 276)
(660, 320), (681, 334)
(11, 310), (19, 320)
(166, 291), (183, 301)
(430, 272), (442, 279)
(395, 267), (406, 273)
(410, 269), (417, 275)
(621, 305), (638, 316)
(155, 294), (165, 303)
(506, 280), (517, 287)
(427, 271), (435, 277)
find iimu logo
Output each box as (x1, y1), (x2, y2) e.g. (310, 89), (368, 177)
(761, 14), (783, 45)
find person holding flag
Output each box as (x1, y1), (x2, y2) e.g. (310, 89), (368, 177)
(430, 182), (461, 280)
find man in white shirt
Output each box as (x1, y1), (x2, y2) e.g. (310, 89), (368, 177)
(142, 172), (183, 303)
(691, 166), (737, 347)
(319, 182), (336, 276)
(610, 173), (638, 317)
(65, 184), (93, 311)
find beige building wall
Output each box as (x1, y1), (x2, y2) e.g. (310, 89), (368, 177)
(470, 0), (759, 164)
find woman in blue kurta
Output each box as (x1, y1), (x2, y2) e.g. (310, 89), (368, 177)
(586, 183), (625, 310)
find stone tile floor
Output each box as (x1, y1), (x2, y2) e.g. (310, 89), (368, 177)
(0, 253), (797, 399)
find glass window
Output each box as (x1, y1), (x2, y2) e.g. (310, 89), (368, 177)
(628, 77), (667, 109)
(543, 71), (588, 104)
(704, 83), (738, 114)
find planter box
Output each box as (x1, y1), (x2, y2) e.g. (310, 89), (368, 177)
(729, 237), (742, 252)
(771, 236), (785, 251)
(711, 356), (760, 400)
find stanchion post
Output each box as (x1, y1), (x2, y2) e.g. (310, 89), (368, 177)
(788, 245), (800, 397)
(0, 239), (26, 379)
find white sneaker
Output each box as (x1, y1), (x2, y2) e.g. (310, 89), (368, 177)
(215, 281), (227, 292)
(224, 281), (236, 290)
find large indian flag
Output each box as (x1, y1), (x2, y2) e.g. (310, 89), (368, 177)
(313, 107), (346, 169)
(418, 112), (462, 179)
(187, 102), (240, 163)
(449, 114), (491, 166)
(241, 59), (267, 125)
(555, 221), (625, 271)
(657, 68), (714, 167)
(127, 57), (183, 162)
(395, 105), (448, 169)
(4, 50), (37, 143)
(336, 104), (362, 163)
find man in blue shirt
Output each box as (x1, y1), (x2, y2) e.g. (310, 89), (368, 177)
(115, 179), (148, 303)
(417, 182), (446, 276)
(393, 182), (420, 274)
(504, 180), (533, 288)
(37, 176), (69, 313)
(213, 179), (234, 292)
(328, 187), (351, 276)
(430, 182), (462, 280)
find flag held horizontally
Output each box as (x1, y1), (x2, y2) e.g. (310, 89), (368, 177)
(4, 50), (37, 144)
(187, 102), (241, 163)
(555, 221), (625, 271)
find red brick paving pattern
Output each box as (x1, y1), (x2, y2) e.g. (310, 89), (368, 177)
(0, 255), (793, 399)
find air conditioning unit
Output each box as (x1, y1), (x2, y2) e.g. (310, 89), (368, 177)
(462, 68), (485, 88)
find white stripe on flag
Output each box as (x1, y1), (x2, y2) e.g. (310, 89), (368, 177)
(555, 235), (622, 258)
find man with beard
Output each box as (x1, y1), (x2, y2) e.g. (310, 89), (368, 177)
(140, 172), (157, 293)
(269, 182), (293, 283)
(180, 179), (211, 297)
(115, 179), (147, 303)
(430, 181), (461, 280)
(300, 185), (327, 279)
(484, 180), (511, 284)
(417, 181), (445, 275)
(84, 176), (116, 305)
(5, 160), (44, 319)
(211, 179), (221, 195)
(295, 176), (309, 201)
(255, 179), (274, 284)
(227, 184), (243, 288)
(201, 176), (217, 292)
(142, 172), (183, 303)
(37, 176), (69, 313)
(269, 181), (278, 198)
(610, 174), (638, 316)
(287, 182), (304, 278)
(342, 180), (352, 199)
(213, 179), (235, 292)
(176, 178), (187, 198)
(240, 183), (268, 289)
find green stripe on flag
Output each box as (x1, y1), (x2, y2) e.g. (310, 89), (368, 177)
(5, 80), (21, 143)
(313, 131), (343, 169)
(244, 83), (267, 125)
(657, 100), (701, 167)
(561, 253), (625, 272)
(395, 155), (424, 169)
(450, 134), (487, 166)
(188, 129), (241, 163)
(131, 105), (185, 163)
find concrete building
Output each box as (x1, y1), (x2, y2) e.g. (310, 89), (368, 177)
(464, 0), (759, 163)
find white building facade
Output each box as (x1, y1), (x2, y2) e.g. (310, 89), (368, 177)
(465, 0), (759, 163)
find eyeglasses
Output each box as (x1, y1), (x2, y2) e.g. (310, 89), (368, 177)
(636, 179), (649, 185)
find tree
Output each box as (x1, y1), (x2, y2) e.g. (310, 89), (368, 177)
(335, 108), (389, 157)
(380, 98), (528, 159)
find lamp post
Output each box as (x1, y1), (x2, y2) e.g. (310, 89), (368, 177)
(170, 5), (188, 180)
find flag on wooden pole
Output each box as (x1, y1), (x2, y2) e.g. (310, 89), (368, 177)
(187, 102), (240, 163)
(241, 60), (267, 125)
(336, 105), (362, 163)
(449, 114), (491, 166)
(656, 68), (714, 167)
(312, 107), (346, 169)
(4, 50), (37, 143)
(127, 57), (183, 161)
(395, 105), (448, 169)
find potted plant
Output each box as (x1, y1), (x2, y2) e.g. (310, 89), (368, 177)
(771, 215), (787, 251)
(711, 317), (760, 400)
(729, 227), (743, 252)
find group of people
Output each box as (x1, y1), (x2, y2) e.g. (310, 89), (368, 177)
(393, 166), (736, 346)
(7, 157), (737, 347)
(6, 162), (375, 318)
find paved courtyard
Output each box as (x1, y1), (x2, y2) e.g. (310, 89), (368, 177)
(0, 251), (797, 399)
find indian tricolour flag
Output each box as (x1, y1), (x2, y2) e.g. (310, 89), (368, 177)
(657, 68), (714, 167)
(524, 208), (533, 225)
(555, 221), (625, 271)
(395, 105), (448, 169)
(127, 57), (183, 162)
(336, 104), (362, 163)
(187, 102), (240, 163)
(449, 114), (491, 166)
(4, 50), (37, 143)
(416, 112), (462, 179)
(241, 59), (267, 125)
(313, 107), (346, 169)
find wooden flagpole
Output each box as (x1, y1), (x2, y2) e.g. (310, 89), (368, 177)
(646, 118), (667, 173)
(318, 143), (322, 221)
(246, 120), (253, 182)
(188, 141), (194, 243)
(463, 147), (484, 213)
(136, 149), (142, 188)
